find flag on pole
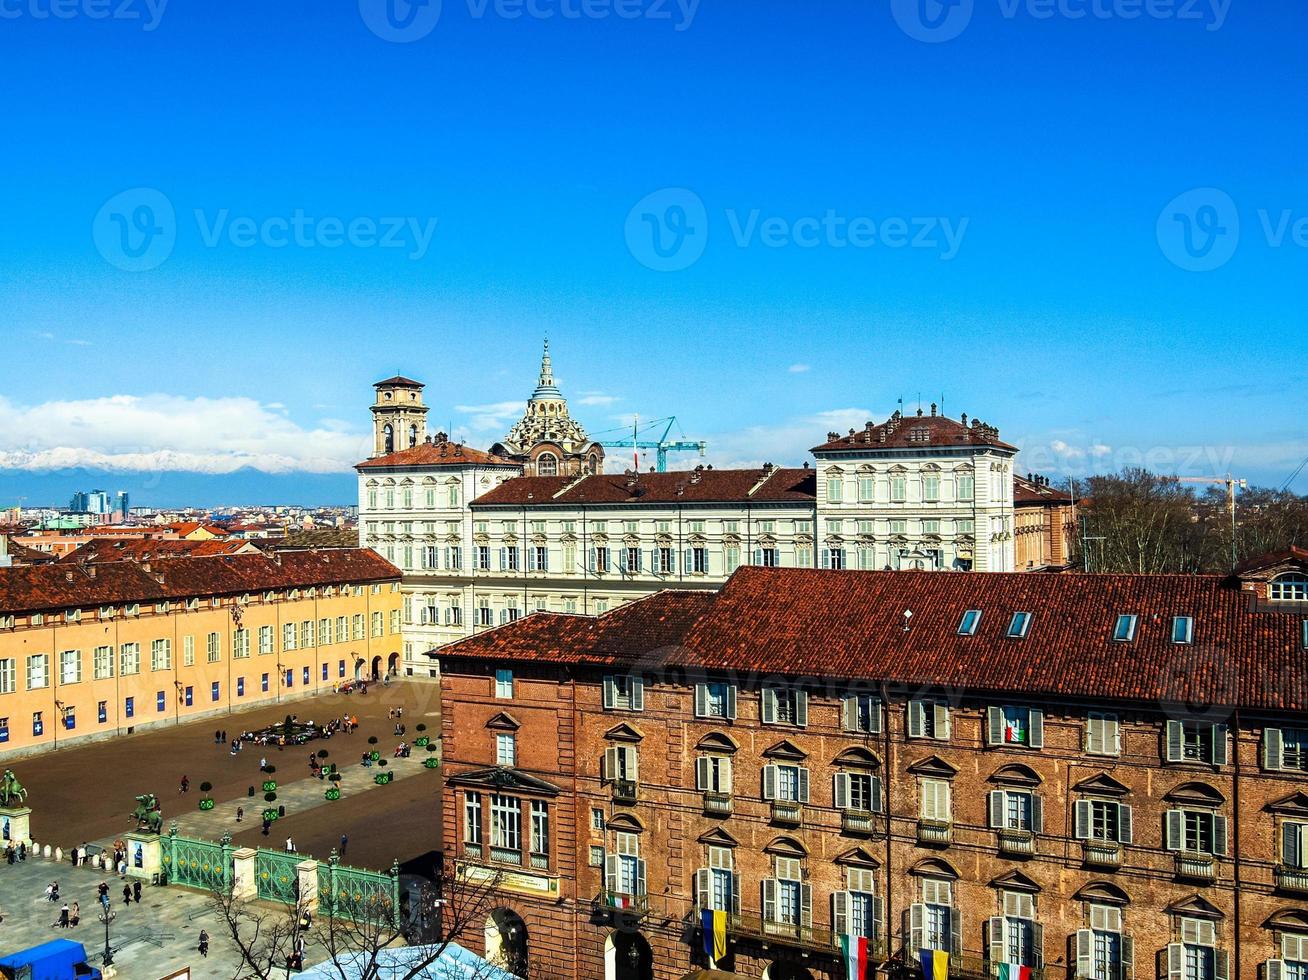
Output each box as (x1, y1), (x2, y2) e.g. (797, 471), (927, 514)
(701, 908), (727, 961)
(996, 964), (1032, 980)
(919, 948), (949, 980)
(841, 935), (870, 979)
(607, 893), (632, 909)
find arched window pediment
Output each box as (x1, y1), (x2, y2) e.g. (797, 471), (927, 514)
(1165, 782), (1226, 807)
(1074, 881), (1130, 906)
(910, 858), (959, 880)
(990, 764), (1042, 787)
(833, 746), (881, 769)
(607, 813), (644, 833)
(696, 732), (739, 754)
(764, 835), (807, 858)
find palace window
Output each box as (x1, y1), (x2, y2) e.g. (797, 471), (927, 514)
(834, 770), (883, 814)
(118, 644), (140, 677)
(495, 669), (514, 699)
(606, 831), (646, 898)
(1165, 809), (1228, 856)
(1076, 905), (1130, 980)
(920, 778), (952, 823)
(822, 547), (846, 570)
(657, 547), (674, 573)
(988, 891), (1041, 970)
(908, 879), (958, 954)
(842, 693), (883, 734)
(207, 632), (222, 662)
(1279, 821), (1308, 869)
(695, 682), (737, 720)
(695, 845), (738, 914)
(695, 754), (732, 795)
(489, 795), (521, 856)
(93, 646), (113, 680)
(602, 745), (639, 785)
(826, 477), (843, 503)
(60, 650), (82, 685)
(908, 699), (951, 741)
(763, 856), (809, 927)
(1167, 918), (1225, 980)
(924, 475), (941, 502)
(987, 706), (1044, 748)
(1266, 728), (1308, 772)
(496, 734), (516, 767)
(1165, 720), (1228, 765)
(890, 475), (907, 502)
(0, 659), (14, 694)
(26, 654), (50, 690)
(1075, 799), (1133, 844)
(1267, 934), (1307, 980)
(1086, 713), (1122, 756)
(754, 546), (779, 568)
(834, 867), (881, 941)
(1270, 574), (1308, 602)
(476, 546), (491, 571)
(530, 800), (549, 862)
(591, 546), (609, 573)
(989, 789), (1041, 832)
(602, 674), (645, 711)
(690, 546), (708, 574)
(151, 639), (172, 671)
(763, 763), (809, 804)
(761, 687), (808, 727)
(621, 547), (640, 574)
(858, 476), (875, 502)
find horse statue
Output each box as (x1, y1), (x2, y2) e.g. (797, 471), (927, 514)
(0, 770), (26, 808)
(131, 793), (163, 833)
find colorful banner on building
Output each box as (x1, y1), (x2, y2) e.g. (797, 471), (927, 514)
(701, 908), (727, 961)
(919, 948), (949, 980)
(841, 934), (871, 979)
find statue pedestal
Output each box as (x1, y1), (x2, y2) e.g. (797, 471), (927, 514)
(232, 847), (258, 900)
(0, 806), (32, 847)
(124, 832), (162, 881)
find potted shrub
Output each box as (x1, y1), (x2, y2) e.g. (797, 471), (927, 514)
(198, 782), (215, 810)
(374, 770), (393, 785)
(325, 773), (342, 801)
(424, 745), (439, 769)
(316, 749), (329, 759)
(262, 779), (278, 794)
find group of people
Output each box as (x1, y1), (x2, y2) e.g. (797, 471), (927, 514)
(3, 841), (27, 864)
(392, 742), (412, 758)
(48, 881), (79, 930)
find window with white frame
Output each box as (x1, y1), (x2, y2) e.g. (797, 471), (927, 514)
(763, 763), (809, 804)
(1165, 917), (1224, 980)
(233, 629), (250, 660)
(489, 794), (521, 854)
(1075, 904), (1130, 980)
(695, 845), (737, 913)
(1165, 720), (1228, 766)
(1112, 614), (1138, 642)
(827, 477), (843, 503)
(890, 475), (907, 502)
(834, 769), (882, 814)
(603, 744), (639, 786)
(1165, 808), (1228, 857)
(207, 632), (221, 662)
(258, 626), (274, 655)
(858, 475), (875, 502)
(834, 866), (881, 941)
(464, 792), (482, 845)
(93, 646), (113, 680)
(761, 687), (808, 727)
(694, 682), (737, 720)
(920, 778), (951, 823)
(1074, 798), (1133, 845)
(695, 754), (732, 795)
(1007, 611), (1033, 639)
(1264, 728), (1308, 772)
(150, 639), (172, 672)
(1086, 713), (1122, 756)
(908, 699), (951, 740)
(842, 693), (883, 734)
(908, 878), (957, 954)
(0, 658), (15, 695)
(958, 609), (982, 635)
(1281, 821), (1308, 869)
(496, 733), (517, 766)
(989, 890), (1041, 969)
(1270, 574), (1308, 602)
(59, 650), (81, 685)
(494, 669), (514, 699)
(530, 800), (549, 859)
(118, 644), (140, 676)
(1268, 932), (1308, 980)
(989, 788), (1041, 833)
(763, 855), (808, 927)
(602, 674), (644, 711)
(606, 831), (646, 898)
(283, 623), (296, 651)
(987, 705), (1044, 748)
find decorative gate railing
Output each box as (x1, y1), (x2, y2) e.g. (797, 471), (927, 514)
(160, 826), (232, 892)
(318, 852), (400, 926)
(255, 848), (302, 904)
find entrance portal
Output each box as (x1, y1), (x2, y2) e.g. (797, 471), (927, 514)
(484, 908), (528, 976)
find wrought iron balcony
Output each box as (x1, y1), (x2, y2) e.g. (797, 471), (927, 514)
(1275, 865), (1308, 895)
(529, 852), (549, 871)
(489, 846), (522, 866)
(917, 818), (953, 846)
(462, 842), (483, 860)
(703, 792), (733, 817)
(895, 949), (1042, 980)
(997, 828), (1036, 857)
(592, 890), (649, 920)
(611, 779), (638, 804)
(1081, 840), (1122, 869)
(771, 799), (803, 825)
(841, 809), (877, 836)
(725, 910), (883, 956)
(1175, 852), (1217, 882)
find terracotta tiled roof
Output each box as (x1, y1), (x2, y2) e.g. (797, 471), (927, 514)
(1232, 547), (1308, 577)
(438, 565), (1308, 714)
(437, 591), (716, 667)
(472, 467), (818, 507)
(1013, 474), (1073, 505)
(0, 549), (400, 615)
(373, 376), (424, 388)
(356, 440), (518, 471)
(3, 540), (57, 565)
(57, 538), (258, 563)
(811, 411), (1016, 453)
(169, 521), (229, 537)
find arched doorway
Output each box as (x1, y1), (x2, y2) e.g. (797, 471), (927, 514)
(387, 652), (400, 675)
(370, 655), (382, 680)
(353, 658), (365, 681)
(604, 930), (653, 980)
(484, 908), (528, 976)
(762, 964), (814, 980)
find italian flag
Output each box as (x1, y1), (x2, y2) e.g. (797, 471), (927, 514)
(841, 935), (870, 980)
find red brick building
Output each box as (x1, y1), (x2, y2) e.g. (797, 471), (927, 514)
(437, 556), (1308, 980)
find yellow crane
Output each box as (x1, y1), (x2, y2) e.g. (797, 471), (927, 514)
(1177, 474), (1247, 568)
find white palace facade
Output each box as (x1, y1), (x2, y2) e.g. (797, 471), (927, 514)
(357, 347), (1028, 677)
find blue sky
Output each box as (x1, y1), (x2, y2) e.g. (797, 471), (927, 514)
(1, 0), (1305, 506)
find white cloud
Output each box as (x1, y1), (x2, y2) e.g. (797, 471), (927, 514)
(788, 363), (811, 374)
(577, 392), (618, 407)
(455, 400), (523, 432)
(0, 394), (370, 475)
(687, 407), (875, 471)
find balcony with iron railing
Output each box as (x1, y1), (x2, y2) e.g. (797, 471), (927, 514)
(462, 842), (483, 860)
(1175, 852), (1217, 882)
(723, 909), (886, 958)
(1275, 865), (1308, 895)
(592, 890), (649, 921)
(529, 852), (548, 871)
(489, 846), (522, 866)
(895, 949), (1043, 980)
(703, 792), (733, 817)
(771, 799), (803, 826)
(841, 809), (878, 836)
(612, 779), (638, 804)
(997, 828), (1036, 858)
(917, 818), (952, 846)
(1081, 840), (1122, 869)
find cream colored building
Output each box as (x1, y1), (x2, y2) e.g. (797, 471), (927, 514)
(0, 549), (403, 758)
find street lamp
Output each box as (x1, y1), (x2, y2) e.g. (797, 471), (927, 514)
(98, 903), (116, 966)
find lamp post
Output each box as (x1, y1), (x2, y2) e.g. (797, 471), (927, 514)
(98, 903), (116, 966)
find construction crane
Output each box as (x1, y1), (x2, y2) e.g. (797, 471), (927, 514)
(1178, 474), (1247, 569)
(595, 416), (706, 472)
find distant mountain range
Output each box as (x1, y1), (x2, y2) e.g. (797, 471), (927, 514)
(0, 467), (358, 510)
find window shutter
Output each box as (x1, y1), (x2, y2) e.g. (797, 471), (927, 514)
(934, 702), (951, 739)
(1031, 923), (1045, 969)
(695, 868), (710, 910)
(631, 677), (644, 711)
(800, 882), (813, 927)
(696, 757), (711, 792)
(1121, 937), (1135, 980)
(987, 706), (1004, 746)
(726, 685), (738, 720)
(833, 891), (849, 937)
(1282, 822), (1300, 866)
(870, 775), (883, 813)
(1119, 803), (1134, 845)
(1032, 793), (1044, 833)
(731, 873), (741, 915)
(798, 767), (810, 804)
(796, 691), (809, 727)
(588, 549), (597, 572)
(605, 854), (619, 893)
(1086, 717), (1103, 756)
(1211, 724), (1229, 766)
(1075, 929), (1094, 979)
(1029, 709), (1044, 749)
(1074, 799), (1091, 840)
(988, 790), (1005, 829)
(762, 879), (777, 923)
(1108, 715), (1122, 755)
(1265, 728), (1285, 771)
(1165, 810), (1183, 851)
(721, 756), (733, 792)
(753, 548), (762, 566)
(908, 701), (925, 738)
(619, 549), (628, 572)
(872, 895), (885, 942)
(1215, 950), (1230, 980)
(1267, 962), (1285, 980)
(1212, 814), (1228, 856)
(950, 908), (963, 956)
(907, 904), (926, 953)
(694, 684), (708, 718)
(987, 917), (1006, 967)
(871, 699), (884, 735)
(628, 747), (639, 784)
(1166, 944), (1186, 980)
(1165, 720), (1184, 763)
(603, 747), (618, 783)
(834, 772), (850, 810)
(843, 696), (858, 731)
(762, 764), (778, 801)
(683, 549), (692, 573)
(761, 689), (777, 725)
(821, 548), (830, 569)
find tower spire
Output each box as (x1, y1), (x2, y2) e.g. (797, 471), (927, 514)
(539, 337), (553, 387)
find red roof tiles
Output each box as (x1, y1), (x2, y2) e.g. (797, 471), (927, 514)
(811, 411), (1016, 454)
(355, 440), (518, 471)
(59, 538), (258, 563)
(472, 467), (817, 507)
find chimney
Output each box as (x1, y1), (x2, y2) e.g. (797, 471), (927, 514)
(961, 413), (968, 426)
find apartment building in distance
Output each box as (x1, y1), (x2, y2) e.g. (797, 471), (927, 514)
(435, 549), (1308, 980)
(358, 346), (1041, 674)
(0, 549), (403, 758)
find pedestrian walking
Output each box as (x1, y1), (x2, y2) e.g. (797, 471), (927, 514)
(221, 729), (227, 743)
(122, 884), (132, 906)
(339, 833), (348, 857)
(215, 729), (222, 744)
(69, 845), (78, 866)
(58, 903), (70, 928)
(179, 774), (189, 794)
(44, 882), (55, 902)
(236, 806), (244, 823)
(70, 901), (80, 927)
(261, 818), (271, 836)
(198, 928), (210, 957)
(285, 836), (295, 852)
(132, 881), (141, 904)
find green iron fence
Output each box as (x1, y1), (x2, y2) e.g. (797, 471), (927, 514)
(255, 847), (302, 904)
(161, 826), (232, 892)
(317, 852), (400, 926)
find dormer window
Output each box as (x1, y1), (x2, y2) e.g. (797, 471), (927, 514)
(1172, 616), (1194, 645)
(1113, 615), (1138, 642)
(958, 610), (982, 636)
(1270, 574), (1308, 602)
(99, 606), (114, 620)
(1007, 612), (1032, 639)
(124, 603), (139, 618)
